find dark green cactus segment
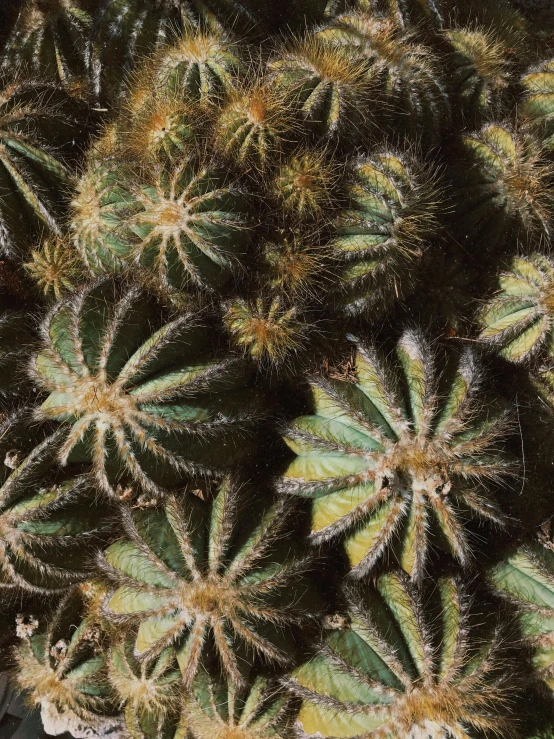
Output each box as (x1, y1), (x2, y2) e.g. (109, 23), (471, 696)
(269, 36), (371, 138)
(444, 27), (512, 123)
(280, 330), (511, 580)
(32, 282), (259, 498)
(520, 59), (554, 152)
(478, 254), (554, 364)
(0, 80), (71, 255)
(13, 585), (116, 725)
(187, 668), (294, 739)
(288, 574), (524, 738)
(452, 124), (554, 250)
(316, 13), (449, 145)
(101, 478), (315, 687)
(153, 30), (241, 106)
(130, 159), (249, 293)
(329, 152), (440, 316)
(1, 0), (92, 92)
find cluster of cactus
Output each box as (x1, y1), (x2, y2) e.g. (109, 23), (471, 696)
(1, 0), (554, 738)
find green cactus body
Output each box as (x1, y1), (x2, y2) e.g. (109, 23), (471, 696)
(317, 14), (449, 144)
(478, 254), (554, 363)
(272, 150), (336, 223)
(0, 81), (71, 254)
(324, 0), (445, 28)
(14, 586), (116, 726)
(260, 232), (326, 301)
(269, 37), (371, 138)
(186, 668), (293, 739)
(453, 124), (553, 249)
(1, 0), (91, 92)
(153, 31), (241, 106)
(130, 159), (249, 293)
(444, 27), (512, 123)
(109, 638), (185, 739)
(489, 540), (554, 691)
(101, 479), (312, 687)
(32, 282), (258, 498)
(25, 237), (83, 301)
(287, 574), (523, 739)
(280, 331), (510, 580)
(520, 59), (554, 152)
(329, 152), (440, 316)
(71, 161), (138, 275)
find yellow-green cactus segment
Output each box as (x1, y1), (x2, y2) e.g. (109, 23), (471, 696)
(272, 149), (336, 222)
(444, 27), (512, 122)
(316, 13), (449, 142)
(1, 0), (92, 92)
(102, 481), (311, 687)
(186, 669), (292, 739)
(330, 153), (439, 315)
(32, 282), (258, 498)
(489, 543), (554, 691)
(455, 124), (553, 249)
(280, 330), (510, 580)
(154, 30), (241, 106)
(24, 237), (82, 301)
(478, 254), (554, 364)
(520, 59), (554, 152)
(289, 574), (521, 739)
(269, 36), (370, 137)
(131, 159), (249, 292)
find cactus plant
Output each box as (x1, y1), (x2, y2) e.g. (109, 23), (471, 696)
(280, 330), (511, 579)
(32, 281), (259, 498)
(328, 151), (441, 316)
(478, 253), (554, 364)
(24, 237), (83, 300)
(287, 573), (526, 739)
(1, 0), (92, 93)
(520, 59), (554, 153)
(271, 149), (337, 223)
(100, 478), (315, 687)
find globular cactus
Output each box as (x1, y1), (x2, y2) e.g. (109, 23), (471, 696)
(100, 478), (315, 687)
(443, 26), (513, 123)
(152, 30), (241, 106)
(316, 13), (449, 145)
(271, 149), (337, 223)
(24, 237), (83, 301)
(186, 667), (294, 739)
(1, 0), (91, 93)
(259, 231), (328, 301)
(520, 59), (554, 153)
(109, 637), (185, 739)
(329, 151), (440, 316)
(130, 158), (250, 294)
(13, 585), (119, 736)
(478, 254), (554, 364)
(269, 36), (371, 139)
(452, 123), (554, 250)
(280, 330), (511, 580)
(0, 80), (71, 255)
(32, 281), (259, 498)
(287, 574), (526, 739)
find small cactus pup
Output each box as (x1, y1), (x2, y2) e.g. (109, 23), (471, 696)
(488, 530), (554, 692)
(32, 281), (259, 499)
(0, 79), (72, 256)
(452, 123), (554, 251)
(129, 157), (250, 295)
(520, 59), (554, 153)
(1, 0), (92, 93)
(279, 330), (512, 580)
(269, 36), (371, 140)
(101, 478), (316, 687)
(152, 29), (241, 107)
(328, 151), (441, 316)
(478, 253), (554, 364)
(24, 236), (84, 301)
(316, 13), (449, 146)
(186, 666), (295, 739)
(109, 636), (185, 739)
(13, 584), (121, 738)
(287, 574), (527, 739)
(0, 411), (104, 593)
(443, 26), (514, 124)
